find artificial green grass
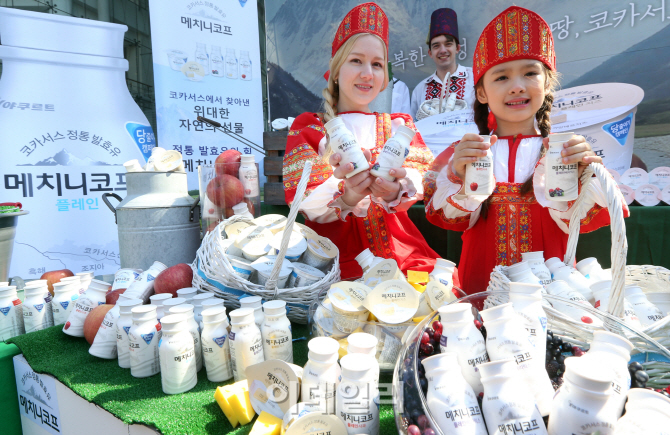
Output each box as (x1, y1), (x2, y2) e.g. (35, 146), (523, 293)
(8, 323), (398, 435)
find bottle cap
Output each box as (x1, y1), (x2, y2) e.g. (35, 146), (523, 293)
(160, 314), (187, 333)
(241, 154), (255, 163)
(88, 279), (111, 293)
(230, 307), (256, 326)
(564, 357), (613, 393)
(324, 116), (344, 132)
(24, 286), (45, 298)
(421, 352), (459, 374)
(589, 280), (612, 294)
(202, 306), (228, 324)
(150, 293), (173, 305)
(480, 303), (515, 323)
(263, 300), (287, 316)
(438, 303), (473, 323)
(354, 248), (374, 265)
(545, 280), (574, 296)
(576, 257), (598, 272)
(24, 279), (48, 288)
(479, 358), (516, 380)
(307, 337), (339, 362)
(395, 125), (416, 141)
(123, 159), (144, 172)
(0, 286), (17, 297)
(117, 298), (143, 314)
(131, 304), (157, 322)
(191, 293), (214, 306)
(169, 304), (195, 318)
(624, 285), (644, 298)
(52, 281), (75, 294)
(592, 330), (634, 354)
(149, 261), (168, 273)
(151, 147), (166, 156)
(434, 258), (456, 271)
(162, 297), (187, 310)
(340, 354), (372, 381)
(60, 276), (81, 285)
(176, 287), (198, 300)
(240, 295), (263, 309)
(506, 261), (532, 278)
(347, 332), (378, 356)
(201, 298), (224, 310)
(232, 203), (250, 215)
(509, 283), (543, 300)
(544, 257), (564, 272)
(626, 388), (670, 413)
(548, 132), (575, 143)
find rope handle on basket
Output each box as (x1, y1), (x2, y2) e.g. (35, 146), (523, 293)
(263, 161), (314, 295)
(562, 162), (628, 318)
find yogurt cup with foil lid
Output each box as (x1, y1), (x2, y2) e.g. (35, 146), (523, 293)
(424, 280), (456, 311)
(302, 236), (337, 270)
(312, 299), (348, 340)
(236, 226), (273, 261)
(364, 280), (419, 324)
(228, 255), (254, 280)
(270, 231), (307, 262)
(282, 402), (346, 435)
(252, 214), (287, 234)
(288, 262), (325, 288)
(635, 184), (661, 207)
(224, 221), (253, 239)
(153, 150), (183, 172)
(619, 184), (635, 205)
(220, 239), (244, 257)
(251, 255), (294, 288)
(328, 282), (370, 333)
(292, 222), (318, 238)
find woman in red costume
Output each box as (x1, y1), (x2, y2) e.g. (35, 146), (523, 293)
(282, 3), (447, 281)
(423, 6), (628, 294)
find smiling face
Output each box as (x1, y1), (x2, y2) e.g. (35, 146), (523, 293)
(476, 59), (548, 136)
(335, 34), (387, 113)
(428, 35), (459, 74)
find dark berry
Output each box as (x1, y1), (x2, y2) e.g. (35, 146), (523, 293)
(432, 321), (442, 333)
(547, 330), (554, 339)
(425, 327), (435, 338)
(557, 354), (566, 365)
(480, 326), (487, 340)
(552, 348), (561, 357)
(634, 370), (649, 384)
(420, 377), (428, 392)
(562, 342), (573, 353)
(407, 426), (421, 435)
(421, 332), (430, 344)
(546, 351), (554, 362)
(417, 415), (428, 430)
(420, 343), (434, 355)
(553, 336), (562, 345)
(433, 333), (442, 346)
(546, 360), (560, 378)
(573, 347), (585, 357)
(629, 362), (643, 372)
(423, 429), (436, 435)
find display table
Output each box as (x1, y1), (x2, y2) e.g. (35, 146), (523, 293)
(4, 324), (397, 435)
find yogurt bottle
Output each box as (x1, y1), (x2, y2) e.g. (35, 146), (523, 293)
(576, 257), (607, 281)
(553, 265), (595, 303)
(123, 261), (168, 303)
(75, 271), (94, 293)
(422, 352), (488, 435)
(507, 261), (544, 287)
(128, 305), (162, 378)
(465, 135), (495, 196)
(370, 125), (415, 182)
(520, 251), (553, 286)
(240, 295), (264, 329)
(509, 283), (548, 367)
(547, 357), (617, 435)
(200, 298), (225, 330)
(480, 303), (554, 416)
(176, 287), (198, 303)
(438, 303), (489, 395)
(158, 313), (197, 394)
(112, 268), (142, 291)
(591, 280), (643, 329)
(545, 280), (600, 326)
(347, 332), (380, 387)
(51, 281), (80, 326)
(201, 306), (233, 382)
(302, 337), (341, 414)
(191, 293), (214, 325)
(60, 276), (84, 295)
(162, 297), (187, 315)
(116, 298), (143, 369)
(239, 154), (260, 198)
(429, 258), (456, 288)
(90, 295), (137, 359)
(168, 304), (202, 372)
(624, 284), (664, 326)
(288, 262), (325, 288)
(24, 281), (54, 328)
(63, 281), (108, 337)
(149, 293), (172, 321)
(261, 300), (293, 363)
(545, 132), (578, 201)
(355, 248), (384, 274)
(23, 285), (52, 333)
(324, 117), (369, 178)
(232, 202), (254, 219)
(228, 307), (264, 382)
(614, 389), (670, 434)
(336, 353), (379, 435)
(0, 286), (25, 340)
(480, 358), (547, 435)
(544, 257), (565, 279)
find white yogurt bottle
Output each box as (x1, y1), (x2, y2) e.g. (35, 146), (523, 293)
(23, 286), (51, 333)
(232, 202), (254, 219)
(89, 296), (138, 360)
(176, 287), (198, 303)
(545, 280), (601, 326)
(624, 284), (664, 326)
(347, 332), (380, 386)
(149, 293), (172, 321)
(581, 331), (633, 416)
(370, 125), (415, 181)
(576, 257), (606, 281)
(509, 283), (548, 367)
(547, 357), (617, 435)
(63, 281), (108, 337)
(422, 352), (488, 435)
(240, 295), (264, 329)
(112, 268), (142, 291)
(168, 304), (202, 372)
(239, 50), (252, 80)
(0, 286), (25, 340)
(479, 358), (547, 435)
(302, 336), (341, 414)
(116, 298), (143, 369)
(162, 297), (187, 316)
(201, 306), (233, 382)
(614, 389), (670, 434)
(239, 154), (260, 198)
(553, 265), (595, 303)
(124, 159), (144, 172)
(324, 117), (369, 178)
(336, 353), (379, 435)
(123, 261), (168, 303)
(76, 272), (94, 293)
(128, 305), (162, 378)
(24, 281), (54, 328)
(228, 307), (264, 382)
(200, 298), (225, 330)
(480, 303), (554, 416)
(51, 281), (79, 326)
(430, 258), (456, 288)
(288, 262), (326, 288)
(158, 313), (197, 394)
(355, 248), (384, 274)
(520, 251), (553, 286)
(144, 146), (166, 170)
(591, 280), (643, 329)
(506, 261), (543, 287)
(260, 300), (293, 363)
(544, 257), (564, 279)
(465, 135), (495, 196)
(191, 293), (214, 325)
(545, 132), (578, 201)
(225, 48), (238, 79)
(60, 275), (84, 294)
(644, 292), (670, 316)
(438, 303), (489, 395)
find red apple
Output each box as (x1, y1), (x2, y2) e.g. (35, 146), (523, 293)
(215, 149), (242, 176)
(106, 288), (126, 305)
(41, 269), (74, 295)
(470, 182), (478, 192)
(84, 304), (113, 345)
(206, 174), (244, 208)
(154, 263), (194, 297)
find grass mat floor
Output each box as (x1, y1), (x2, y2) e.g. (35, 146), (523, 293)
(8, 324), (398, 435)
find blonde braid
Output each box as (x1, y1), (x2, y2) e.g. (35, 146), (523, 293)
(322, 74), (338, 123)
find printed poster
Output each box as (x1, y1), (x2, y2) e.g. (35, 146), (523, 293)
(148, 0), (265, 190)
(14, 355), (61, 435)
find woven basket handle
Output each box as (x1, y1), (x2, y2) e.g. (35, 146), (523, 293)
(563, 162), (628, 318)
(263, 161), (314, 293)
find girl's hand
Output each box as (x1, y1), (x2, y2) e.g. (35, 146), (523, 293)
(451, 134), (498, 180)
(329, 150), (374, 206)
(543, 135), (602, 178)
(369, 168), (407, 202)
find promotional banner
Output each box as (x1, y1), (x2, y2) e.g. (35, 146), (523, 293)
(149, 0), (265, 190)
(14, 356), (61, 435)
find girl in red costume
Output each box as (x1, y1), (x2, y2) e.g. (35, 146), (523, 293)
(423, 6), (628, 294)
(282, 3), (445, 281)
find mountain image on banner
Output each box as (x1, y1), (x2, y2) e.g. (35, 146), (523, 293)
(19, 149), (111, 166)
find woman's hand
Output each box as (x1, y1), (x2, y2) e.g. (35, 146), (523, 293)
(329, 150), (374, 206)
(369, 168), (407, 202)
(543, 135), (602, 178)
(451, 134), (497, 180)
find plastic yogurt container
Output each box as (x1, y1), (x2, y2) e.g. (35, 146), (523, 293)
(288, 262), (326, 288)
(251, 255), (293, 288)
(269, 231), (307, 262)
(328, 281), (370, 332)
(302, 237), (337, 270)
(364, 280), (419, 325)
(228, 255), (255, 280)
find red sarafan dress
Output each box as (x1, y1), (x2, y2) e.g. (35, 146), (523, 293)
(423, 135), (629, 294)
(282, 111), (453, 281)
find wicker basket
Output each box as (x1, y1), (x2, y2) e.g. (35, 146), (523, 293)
(191, 161), (341, 323)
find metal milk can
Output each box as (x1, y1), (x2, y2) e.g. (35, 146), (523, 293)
(102, 172), (200, 271)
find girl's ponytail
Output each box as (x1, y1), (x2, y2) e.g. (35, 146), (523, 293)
(473, 99), (490, 135)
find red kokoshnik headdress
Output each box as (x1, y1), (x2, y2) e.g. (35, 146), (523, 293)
(472, 6), (556, 85)
(331, 2), (389, 57)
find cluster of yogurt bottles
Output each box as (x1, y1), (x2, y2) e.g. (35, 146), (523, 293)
(190, 43), (252, 80)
